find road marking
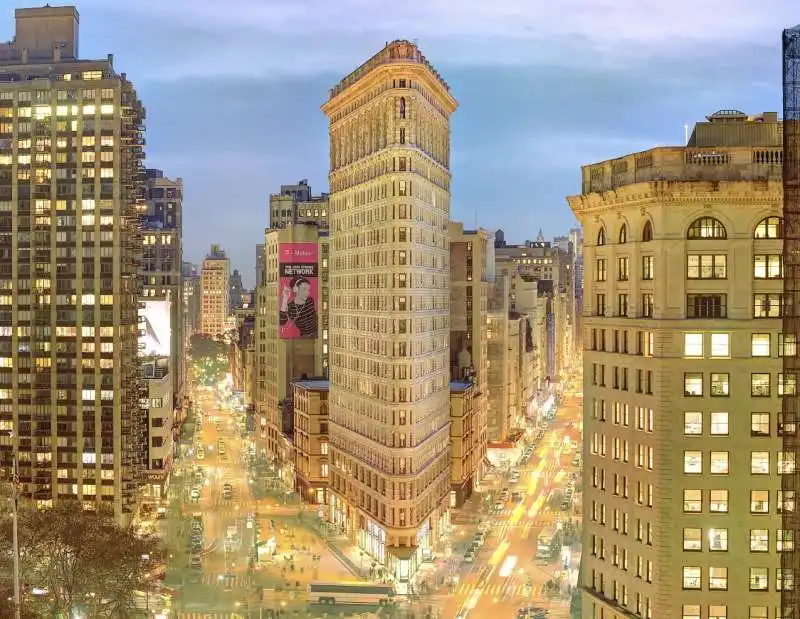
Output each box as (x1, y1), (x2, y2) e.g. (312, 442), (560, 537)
(452, 580), (546, 598)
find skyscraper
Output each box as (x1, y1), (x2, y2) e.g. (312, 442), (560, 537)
(568, 110), (784, 618)
(0, 6), (145, 523)
(199, 244), (229, 338)
(321, 41), (457, 589)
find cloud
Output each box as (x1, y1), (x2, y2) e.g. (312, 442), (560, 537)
(79, 0), (798, 80)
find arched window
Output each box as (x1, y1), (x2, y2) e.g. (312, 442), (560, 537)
(642, 220), (653, 242)
(618, 224), (628, 244)
(597, 227), (606, 246)
(687, 217), (727, 240)
(754, 216), (783, 239)
(399, 97), (406, 120)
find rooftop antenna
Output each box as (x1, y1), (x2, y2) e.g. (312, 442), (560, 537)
(684, 123), (689, 144)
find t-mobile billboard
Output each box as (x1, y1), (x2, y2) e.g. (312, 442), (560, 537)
(278, 243), (319, 340)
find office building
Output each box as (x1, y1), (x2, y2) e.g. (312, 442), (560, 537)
(321, 40), (457, 589)
(181, 261), (200, 342)
(568, 110), (785, 618)
(140, 167), (183, 403)
(199, 244), (229, 338)
(254, 223), (329, 487)
(230, 268), (244, 310)
(292, 377), (330, 505)
(138, 356), (173, 511)
(269, 179), (329, 229)
(0, 6), (145, 523)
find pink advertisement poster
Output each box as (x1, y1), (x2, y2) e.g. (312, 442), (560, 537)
(279, 242), (319, 340)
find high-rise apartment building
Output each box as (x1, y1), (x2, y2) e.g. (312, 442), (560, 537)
(321, 41), (457, 589)
(255, 223), (329, 485)
(140, 167), (183, 402)
(568, 110), (786, 618)
(269, 179), (329, 229)
(199, 244), (229, 338)
(0, 6), (145, 523)
(181, 261), (200, 341)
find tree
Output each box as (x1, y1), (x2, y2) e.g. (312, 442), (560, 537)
(0, 501), (162, 618)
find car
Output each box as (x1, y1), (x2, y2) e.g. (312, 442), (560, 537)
(494, 501), (505, 512)
(190, 488), (201, 502)
(196, 449), (205, 460)
(517, 607), (547, 619)
(512, 491), (523, 503)
(463, 551), (476, 563)
(190, 554), (203, 569)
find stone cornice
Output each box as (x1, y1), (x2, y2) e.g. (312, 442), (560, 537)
(567, 179), (782, 218)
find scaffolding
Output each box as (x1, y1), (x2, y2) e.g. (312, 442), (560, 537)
(782, 24), (800, 619)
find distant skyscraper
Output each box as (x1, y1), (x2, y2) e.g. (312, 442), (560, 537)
(200, 245), (230, 338)
(229, 268), (244, 310)
(321, 40), (457, 589)
(0, 6), (145, 523)
(268, 179), (328, 229)
(255, 243), (264, 291)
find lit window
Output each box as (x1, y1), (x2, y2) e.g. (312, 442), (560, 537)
(710, 333), (729, 357)
(748, 607), (767, 619)
(683, 489), (702, 512)
(779, 373), (797, 396)
(751, 490), (769, 513)
(778, 452), (796, 475)
(709, 606), (727, 619)
(708, 566), (728, 589)
(683, 333), (703, 358)
(710, 452), (729, 475)
(750, 567), (769, 591)
(754, 216), (782, 238)
(684, 373), (703, 397)
(751, 333), (771, 357)
(682, 606), (700, 619)
(750, 529), (769, 552)
(709, 489), (728, 512)
(780, 333), (798, 356)
(710, 373), (729, 397)
(777, 568), (794, 591)
(709, 412), (728, 435)
(684, 451), (702, 474)
(682, 566), (701, 589)
(683, 412), (702, 435)
(779, 490), (795, 513)
(778, 529), (794, 552)
(100, 104), (114, 115)
(751, 452), (770, 475)
(82, 104), (95, 115)
(683, 528), (702, 551)
(751, 412), (770, 436)
(751, 373), (771, 397)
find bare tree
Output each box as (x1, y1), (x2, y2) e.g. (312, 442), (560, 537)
(0, 501), (162, 618)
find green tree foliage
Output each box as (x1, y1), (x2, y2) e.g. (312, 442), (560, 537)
(188, 334), (229, 385)
(0, 501), (162, 618)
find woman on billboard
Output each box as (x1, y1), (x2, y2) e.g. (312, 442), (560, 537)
(279, 276), (318, 338)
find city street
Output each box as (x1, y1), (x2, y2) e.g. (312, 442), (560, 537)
(439, 393), (582, 619)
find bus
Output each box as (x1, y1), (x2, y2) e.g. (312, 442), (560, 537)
(307, 581), (396, 606)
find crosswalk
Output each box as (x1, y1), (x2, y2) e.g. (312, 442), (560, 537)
(198, 572), (251, 588)
(451, 580), (545, 598)
(176, 613), (247, 619)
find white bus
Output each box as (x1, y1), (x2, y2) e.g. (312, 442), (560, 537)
(307, 581), (396, 606)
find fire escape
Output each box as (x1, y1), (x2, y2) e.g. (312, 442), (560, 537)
(782, 24), (800, 619)
(119, 74), (147, 513)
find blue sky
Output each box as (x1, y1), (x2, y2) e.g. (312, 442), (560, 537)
(29, 0), (799, 286)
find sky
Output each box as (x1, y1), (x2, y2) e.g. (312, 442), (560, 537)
(25, 0), (800, 286)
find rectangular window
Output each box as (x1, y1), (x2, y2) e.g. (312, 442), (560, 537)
(684, 373), (703, 397)
(751, 490), (769, 513)
(683, 489), (702, 512)
(750, 529), (769, 552)
(683, 333), (703, 358)
(595, 293), (606, 316)
(709, 606), (727, 619)
(641, 293), (654, 318)
(780, 333), (798, 357)
(749, 567), (768, 591)
(684, 451), (702, 474)
(710, 333), (729, 357)
(687, 254), (727, 279)
(754, 293), (784, 318)
(710, 412), (728, 435)
(778, 529), (794, 552)
(752, 333), (771, 357)
(751, 412), (770, 436)
(709, 489), (728, 512)
(617, 294), (629, 317)
(682, 566), (701, 589)
(709, 566), (728, 589)
(751, 452), (770, 475)
(710, 373), (729, 397)
(595, 258), (607, 282)
(751, 373), (771, 397)
(642, 255), (654, 280)
(682, 606), (701, 619)
(687, 294), (727, 318)
(778, 452), (796, 475)
(748, 607), (767, 619)
(710, 452), (729, 474)
(617, 257), (629, 281)
(779, 373), (797, 396)
(753, 254), (783, 279)
(684, 412), (702, 435)
(683, 528), (702, 551)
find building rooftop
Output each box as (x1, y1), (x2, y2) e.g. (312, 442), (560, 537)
(294, 378), (329, 392)
(450, 380), (472, 393)
(328, 40), (450, 101)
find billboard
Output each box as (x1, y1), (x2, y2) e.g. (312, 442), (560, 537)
(278, 242), (319, 339)
(138, 300), (172, 357)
